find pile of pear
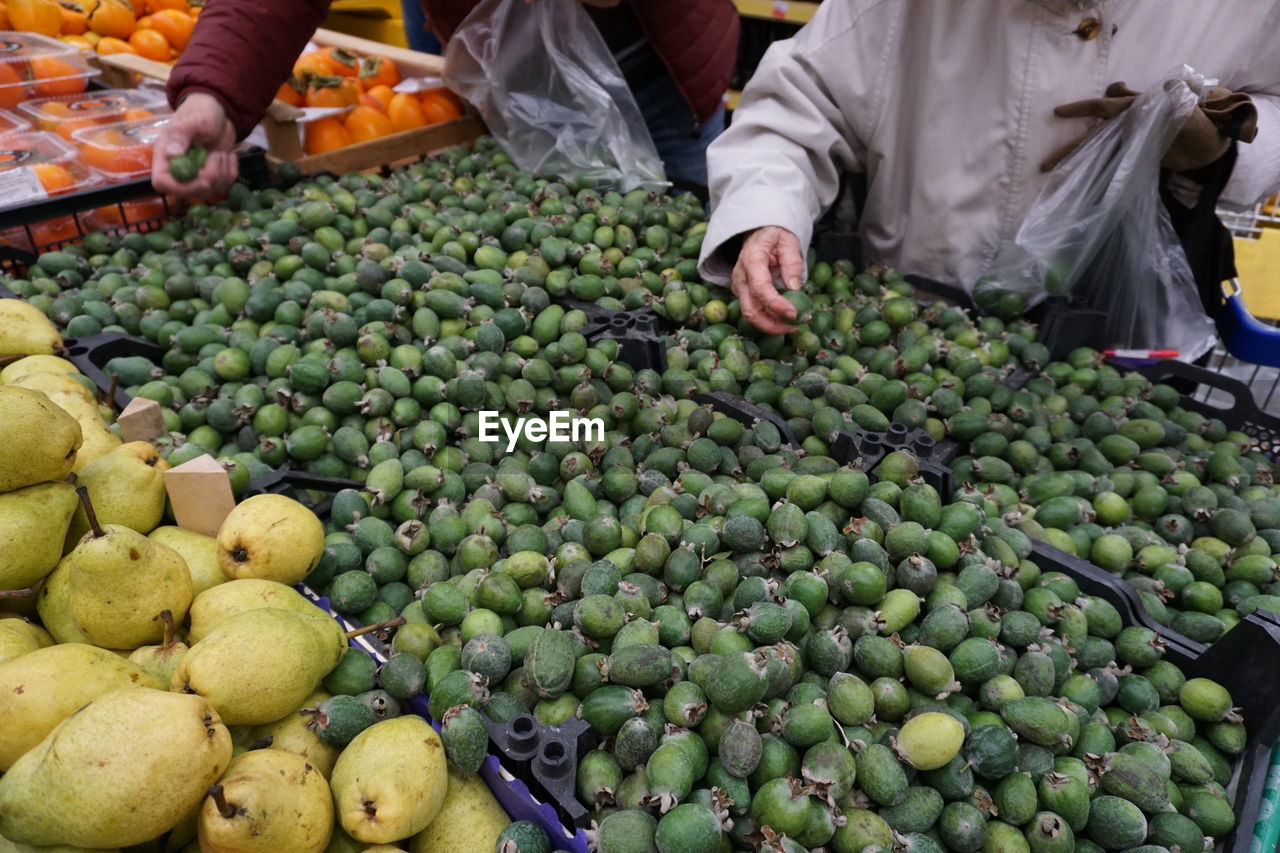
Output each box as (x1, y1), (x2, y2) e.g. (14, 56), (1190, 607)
(0, 355), (495, 850)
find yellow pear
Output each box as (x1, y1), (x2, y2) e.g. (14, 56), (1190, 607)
(0, 829), (119, 851)
(0, 299), (60, 356)
(0, 480), (79, 590)
(408, 766), (511, 853)
(173, 607), (345, 726)
(149, 526), (228, 597)
(0, 354), (79, 384)
(331, 716), (448, 844)
(361, 848), (408, 853)
(0, 687), (232, 848)
(242, 688), (340, 778)
(10, 371), (96, 404)
(216, 494), (325, 585)
(127, 609), (188, 686)
(35, 561), (90, 644)
(187, 578), (318, 644)
(38, 389), (121, 472)
(65, 516), (193, 650)
(198, 749), (334, 853)
(0, 617), (52, 664)
(65, 442), (169, 545)
(0, 386), (81, 492)
(0, 643), (163, 770)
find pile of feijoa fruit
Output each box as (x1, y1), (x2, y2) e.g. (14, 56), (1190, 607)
(2, 135), (1273, 853)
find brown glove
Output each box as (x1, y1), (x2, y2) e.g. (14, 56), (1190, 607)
(1041, 81), (1259, 172)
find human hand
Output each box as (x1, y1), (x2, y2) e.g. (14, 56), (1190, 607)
(731, 226), (804, 335)
(151, 92), (238, 197)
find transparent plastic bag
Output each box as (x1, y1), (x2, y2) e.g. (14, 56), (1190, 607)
(976, 68), (1218, 360)
(443, 0), (666, 192)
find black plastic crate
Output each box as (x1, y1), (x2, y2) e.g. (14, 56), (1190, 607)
(242, 470), (363, 519)
(62, 331), (165, 411)
(693, 390), (800, 448)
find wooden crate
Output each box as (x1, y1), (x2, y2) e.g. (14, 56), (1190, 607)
(94, 28), (484, 175)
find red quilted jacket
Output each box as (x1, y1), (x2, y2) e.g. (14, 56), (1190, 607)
(168, 0), (737, 140)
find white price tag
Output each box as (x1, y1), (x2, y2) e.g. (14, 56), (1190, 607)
(771, 1), (790, 18)
(0, 166), (48, 211)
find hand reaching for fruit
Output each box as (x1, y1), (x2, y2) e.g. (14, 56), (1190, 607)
(151, 92), (238, 197)
(732, 225), (804, 335)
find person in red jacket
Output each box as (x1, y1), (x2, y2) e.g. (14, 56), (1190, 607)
(151, 0), (737, 195)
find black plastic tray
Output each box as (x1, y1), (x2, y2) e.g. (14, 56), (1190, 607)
(243, 470), (363, 519)
(694, 390), (801, 448)
(62, 331), (165, 411)
(831, 422), (957, 495)
(571, 304), (667, 373)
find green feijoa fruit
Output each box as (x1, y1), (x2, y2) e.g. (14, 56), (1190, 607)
(808, 626), (854, 676)
(827, 672), (875, 726)
(1146, 812), (1205, 853)
(950, 637), (1002, 688)
(1001, 697), (1073, 750)
(497, 820), (552, 853)
(324, 647), (378, 696)
(596, 809), (658, 853)
(979, 675), (1026, 712)
(577, 749), (623, 811)
(1057, 673), (1100, 713)
(1115, 626), (1165, 668)
(460, 633), (511, 684)
(575, 593), (625, 640)
(964, 723), (1018, 780)
(832, 808), (893, 853)
(856, 742), (909, 806)
(801, 740), (857, 798)
(994, 772), (1039, 827)
(705, 651), (769, 714)
(425, 645), (462, 695)
(1116, 674), (1160, 715)
(440, 704), (489, 774)
(306, 694), (376, 747)
(1181, 787), (1236, 836)
(1099, 751), (1167, 813)
(654, 803), (720, 853)
(938, 801), (987, 853)
(1073, 721), (1116, 759)
(652, 605), (691, 648)
(878, 588), (922, 634)
(1164, 738), (1214, 784)
(422, 582), (470, 626)
(1025, 811), (1074, 853)
(903, 645), (958, 698)
(782, 702), (835, 749)
(525, 628), (576, 699)
(1086, 796), (1147, 849)
(738, 600), (792, 645)
(956, 562), (1001, 609)
(750, 776), (810, 837)
(615, 717), (659, 774)
(982, 821), (1031, 853)
(646, 741), (695, 813)
(881, 785), (944, 834)
(839, 560), (888, 607)
(377, 652), (427, 699)
(719, 718), (762, 778)
(1036, 772), (1090, 832)
(854, 633), (903, 679)
(1178, 678), (1233, 722)
(329, 570), (378, 614)
(999, 610), (1042, 649)
(582, 686), (648, 736)
(1119, 740), (1171, 781)
(606, 644), (672, 688)
(1206, 719), (1247, 756)
(918, 604), (970, 652)
(897, 711), (965, 770)
(830, 467), (871, 509)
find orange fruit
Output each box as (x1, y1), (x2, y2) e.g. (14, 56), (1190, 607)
(31, 215), (80, 245)
(304, 75), (359, 108)
(148, 8), (192, 50)
(387, 92), (427, 132)
(58, 0), (89, 34)
(419, 89), (462, 124)
(59, 34), (96, 49)
(32, 162), (76, 193)
(358, 55), (399, 90)
(30, 56), (90, 96)
(121, 195), (164, 222)
(357, 92), (385, 114)
(95, 35), (137, 55)
(9, 0), (62, 35)
(274, 78), (304, 107)
(303, 116), (350, 155)
(364, 84), (394, 112)
(317, 46), (359, 78)
(292, 51), (329, 82)
(0, 1), (11, 30)
(128, 27), (169, 61)
(0, 64), (24, 110)
(143, 0), (184, 12)
(86, 0), (136, 38)
(343, 104), (392, 143)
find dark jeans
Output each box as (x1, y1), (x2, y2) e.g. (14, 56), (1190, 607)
(628, 68), (725, 187)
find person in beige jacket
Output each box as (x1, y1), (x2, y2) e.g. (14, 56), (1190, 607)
(700, 0), (1280, 334)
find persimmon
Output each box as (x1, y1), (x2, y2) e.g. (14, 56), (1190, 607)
(81, 29), (100, 45)
(9, 0), (62, 35)
(292, 51), (329, 82)
(388, 91), (427, 132)
(94, 35), (136, 55)
(128, 27), (169, 60)
(0, 2), (11, 30)
(364, 83), (394, 112)
(86, 0), (136, 38)
(419, 88), (462, 124)
(58, 1), (89, 34)
(342, 104), (392, 143)
(303, 116), (350, 155)
(60, 33), (95, 49)
(317, 46), (359, 78)
(31, 215), (80, 244)
(274, 78), (304, 107)
(29, 56), (90, 96)
(0, 64), (24, 110)
(148, 8), (192, 50)
(122, 195), (164, 221)
(357, 92), (386, 114)
(358, 55), (399, 90)
(143, 0), (183, 12)
(304, 75), (359, 108)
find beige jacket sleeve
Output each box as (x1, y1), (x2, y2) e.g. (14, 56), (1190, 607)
(697, 1), (893, 286)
